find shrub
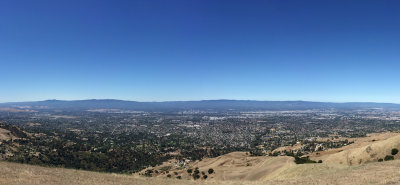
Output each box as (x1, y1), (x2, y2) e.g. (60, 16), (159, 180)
(203, 175), (208, 179)
(378, 158), (383, 162)
(208, 168), (214, 174)
(187, 169), (192, 174)
(160, 166), (172, 172)
(294, 156), (317, 164)
(167, 174), (171, 178)
(176, 176), (181, 179)
(193, 174), (200, 180)
(384, 155), (394, 161)
(318, 160), (323, 163)
(392, 148), (399, 155)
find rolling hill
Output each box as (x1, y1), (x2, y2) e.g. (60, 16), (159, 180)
(309, 132), (400, 165)
(1, 153), (400, 185)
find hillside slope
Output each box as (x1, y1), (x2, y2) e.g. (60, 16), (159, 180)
(138, 152), (296, 181)
(1, 156), (400, 185)
(3, 133), (400, 185)
(310, 133), (400, 165)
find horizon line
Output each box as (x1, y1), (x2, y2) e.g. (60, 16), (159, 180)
(0, 98), (399, 105)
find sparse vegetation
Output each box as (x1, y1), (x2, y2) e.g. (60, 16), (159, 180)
(384, 155), (394, 161)
(391, 148), (398, 155)
(193, 174), (200, 180)
(2, 152), (400, 185)
(294, 156), (317, 164)
(2, 101), (400, 180)
(249, 149), (264, 156)
(160, 166), (172, 172)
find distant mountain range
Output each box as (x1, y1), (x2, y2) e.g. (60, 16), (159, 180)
(1, 99), (400, 111)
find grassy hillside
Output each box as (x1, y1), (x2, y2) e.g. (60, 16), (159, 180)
(138, 152), (296, 181)
(1, 156), (400, 185)
(310, 132), (400, 165)
(2, 132), (400, 185)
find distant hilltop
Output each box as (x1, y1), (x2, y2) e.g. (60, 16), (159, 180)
(1, 99), (400, 111)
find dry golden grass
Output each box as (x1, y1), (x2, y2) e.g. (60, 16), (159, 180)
(0, 128), (17, 141)
(2, 132), (400, 185)
(141, 152), (295, 181)
(310, 132), (400, 165)
(1, 160), (400, 185)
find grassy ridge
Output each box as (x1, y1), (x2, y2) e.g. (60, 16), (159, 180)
(1, 157), (400, 185)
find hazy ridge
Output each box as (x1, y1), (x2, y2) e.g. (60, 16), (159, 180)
(1, 99), (400, 111)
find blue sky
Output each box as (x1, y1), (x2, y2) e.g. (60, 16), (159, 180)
(1, 0), (400, 103)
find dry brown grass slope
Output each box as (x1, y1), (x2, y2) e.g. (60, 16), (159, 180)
(136, 152), (295, 181)
(310, 133), (400, 165)
(0, 128), (16, 141)
(188, 152), (295, 181)
(2, 158), (400, 185)
(3, 132), (400, 185)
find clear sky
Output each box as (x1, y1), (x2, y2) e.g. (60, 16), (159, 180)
(1, 0), (399, 103)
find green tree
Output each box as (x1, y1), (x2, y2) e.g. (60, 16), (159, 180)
(384, 155), (394, 161)
(193, 174), (200, 180)
(391, 148), (398, 155)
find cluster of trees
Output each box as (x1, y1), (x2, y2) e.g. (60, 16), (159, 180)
(378, 148), (398, 162)
(10, 146), (171, 173)
(294, 156), (318, 164)
(283, 151), (321, 164)
(7, 131), (172, 173)
(0, 124), (27, 138)
(187, 167), (213, 180)
(5, 123), (230, 174)
(249, 149), (264, 156)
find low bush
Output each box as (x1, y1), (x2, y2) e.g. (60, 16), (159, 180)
(294, 156), (317, 164)
(392, 148), (399, 155)
(384, 155), (394, 161)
